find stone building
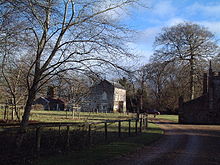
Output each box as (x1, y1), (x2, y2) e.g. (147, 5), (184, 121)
(179, 64), (220, 124)
(33, 86), (65, 111)
(33, 97), (65, 111)
(81, 80), (126, 113)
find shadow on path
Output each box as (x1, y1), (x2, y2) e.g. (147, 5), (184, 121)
(107, 119), (220, 165)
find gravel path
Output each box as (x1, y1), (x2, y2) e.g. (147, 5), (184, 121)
(107, 119), (220, 165)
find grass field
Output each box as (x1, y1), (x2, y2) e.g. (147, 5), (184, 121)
(0, 107), (178, 123)
(29, 110), (135, 122)
(0, 108), (135, 123)
(156, 114), (178, 123)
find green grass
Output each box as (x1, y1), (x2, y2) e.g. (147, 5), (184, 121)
(0, 108), (135, 123)
(37, 123), (163, 165)
(156, 115), (178, 123)
(0, 108), (164, 164)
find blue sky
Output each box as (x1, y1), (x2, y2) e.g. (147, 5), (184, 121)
(115, 0), (220, 64)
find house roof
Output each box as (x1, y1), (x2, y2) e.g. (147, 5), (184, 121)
(98, 80), (125, 89)
(33, 97), (64, 105)
(46, 97), (65, 104)
(33, 97), (49, 105)
(109, 81), (125, 89)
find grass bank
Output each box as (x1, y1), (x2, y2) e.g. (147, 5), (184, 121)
(37, 122), (163, 165)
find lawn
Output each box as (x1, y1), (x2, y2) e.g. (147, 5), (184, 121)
(0, 107), (178, 124)
(156, 114), (178, 123)
(29, 110), (134, 122)
(0, 108), (135, 123)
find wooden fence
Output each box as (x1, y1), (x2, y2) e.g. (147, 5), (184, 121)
(0, 104), (23, 121)
(0, 114), (148, 154)
(34, 116), (147, 152)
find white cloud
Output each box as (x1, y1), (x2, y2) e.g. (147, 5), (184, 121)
(151, 1), (176, 18)
(166, 18), (186, 26)
(187, 2), (220, 18)
(197, 21), (220, 37)
(93, 0), (131, 22)
(138, 27), (161, 44)
(103, 8), (127, 21)
(138, 49), (154, 63)
(126, 42), (153, 63)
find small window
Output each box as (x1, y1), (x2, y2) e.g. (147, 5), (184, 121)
(102, 92), (107, 100)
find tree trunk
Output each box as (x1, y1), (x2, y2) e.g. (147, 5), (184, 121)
(16, 84), (38, 148)
(189, 57), (196, 100)
(140, 94), (143, 112)
(140, 79), (144, 113)
(12, 96), (20, 121)
(21, 86), (38, 129)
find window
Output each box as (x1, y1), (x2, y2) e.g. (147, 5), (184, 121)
(102, 92), (107, 100)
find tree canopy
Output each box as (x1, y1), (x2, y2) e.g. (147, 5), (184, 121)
(152, 22), (219, 100)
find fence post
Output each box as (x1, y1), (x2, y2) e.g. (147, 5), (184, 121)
(18, 107), (21, 120)
(11, 106), (14, 121)
(59, 125), (61, 136)
(88, 124), (91, 145)
(66, 126), (70, 149)
(72, 109), (74, 119)
(105, 122), (107, 141)
(4, 105), (7, 120)
(6, 106), (9, 120)
(135, 119), (138, 135)
(145, 114), (148, 128)
(36, 127), (41, 153)
(139, 117), (142, 133)
(128, 120), (131, 136)
(143, 115), (146, 129)
(118, 121), (121, 138)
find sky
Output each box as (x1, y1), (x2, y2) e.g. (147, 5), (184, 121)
(115, 0), (220, 65)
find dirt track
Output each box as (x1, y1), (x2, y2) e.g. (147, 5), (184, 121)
(107, 119), (220, 165)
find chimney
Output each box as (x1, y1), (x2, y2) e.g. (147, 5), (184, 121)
(47, 86), (55, 98)
(208, 62), (214, 110)
(209, 61), (213, 77)
(203, 73), (207, 94)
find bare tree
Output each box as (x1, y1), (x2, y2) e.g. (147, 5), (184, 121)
(1, 0), (141, 130)
(212, 53), (220, 70)
(143, 61), (202, 113)
(0, 3), (28, 120)
(52, 72), (90, 105)
(152, 22), (218, 100)
(1, 61), (28, 120)
(118, 67), (149, 116)
(143, 62), (171, 111)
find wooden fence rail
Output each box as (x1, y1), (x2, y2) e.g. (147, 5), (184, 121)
(0, 115), (148, 153)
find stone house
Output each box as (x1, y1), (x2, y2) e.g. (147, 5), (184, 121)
(33, 86), (65, 111)
(81, 80), (126, 113)
(179, 64), (220, 124)
(33, 97), (65, 111)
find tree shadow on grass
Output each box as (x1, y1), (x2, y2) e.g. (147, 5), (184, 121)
(0, 123), (163, 165)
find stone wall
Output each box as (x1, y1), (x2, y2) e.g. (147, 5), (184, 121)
(113, 88), (126, 113)
(179, 96), (210, 124)
(179, 68), (220, 125)
(83, 80), (114, 112)
(81, 80), (126, 113)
